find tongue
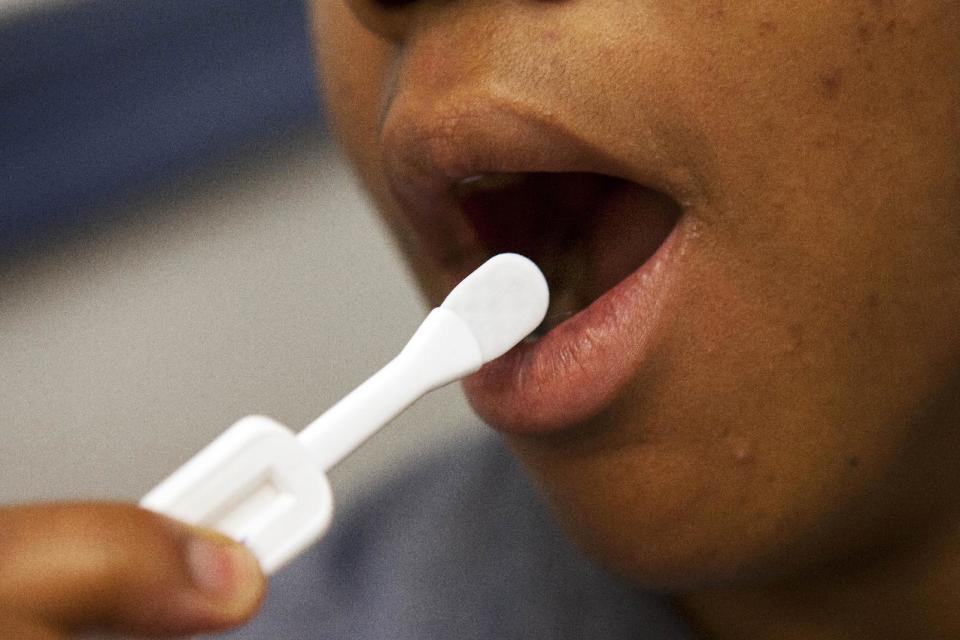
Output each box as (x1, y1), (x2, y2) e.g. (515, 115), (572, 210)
(457, 172), (679, 315)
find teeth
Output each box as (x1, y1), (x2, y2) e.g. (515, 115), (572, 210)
(456, 173), (529, 196)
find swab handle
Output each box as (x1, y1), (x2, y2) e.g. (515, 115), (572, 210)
(140, 415), (334, 574)
(300, 307), (483, 472)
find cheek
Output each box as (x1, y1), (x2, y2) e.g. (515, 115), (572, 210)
(311, 1), (392, 181)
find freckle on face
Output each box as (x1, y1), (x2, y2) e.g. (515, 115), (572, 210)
(757, 20), (778, 35)
(819, 67), (844, 99)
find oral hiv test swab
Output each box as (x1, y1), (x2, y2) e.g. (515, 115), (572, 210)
(140, 253), (549, 574)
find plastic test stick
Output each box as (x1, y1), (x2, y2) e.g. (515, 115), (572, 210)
(140, 254), (548, 574)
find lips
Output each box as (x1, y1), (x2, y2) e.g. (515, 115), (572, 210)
(381, 102), (690, 433)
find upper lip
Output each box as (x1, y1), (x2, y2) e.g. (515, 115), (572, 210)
(378, 95), (687, 283)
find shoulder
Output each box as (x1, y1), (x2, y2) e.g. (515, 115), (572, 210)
(221, 432), (698, 639)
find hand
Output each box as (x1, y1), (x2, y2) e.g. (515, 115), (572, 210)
(0, 502), (266, 638)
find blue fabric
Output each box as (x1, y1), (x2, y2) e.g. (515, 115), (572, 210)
(0, 0), (322, 253)
(220, 433), (700, 639)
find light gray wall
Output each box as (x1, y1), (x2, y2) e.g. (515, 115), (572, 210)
(0, 139), (480, 506)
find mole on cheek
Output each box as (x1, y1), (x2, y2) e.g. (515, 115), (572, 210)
(757, 20), (777, 36)
(818, 67), (844, 100)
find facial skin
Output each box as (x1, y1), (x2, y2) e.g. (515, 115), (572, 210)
(310, 1), (960, 637)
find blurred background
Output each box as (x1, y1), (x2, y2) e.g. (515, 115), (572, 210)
(0, 0), (479, 506)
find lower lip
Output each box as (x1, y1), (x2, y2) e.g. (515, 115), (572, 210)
(462, 220), (686, 435)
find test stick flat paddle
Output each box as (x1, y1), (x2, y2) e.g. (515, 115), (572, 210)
(140, 254), (548, 573)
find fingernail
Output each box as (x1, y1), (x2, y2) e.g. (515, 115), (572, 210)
(186, 527), (264, 615)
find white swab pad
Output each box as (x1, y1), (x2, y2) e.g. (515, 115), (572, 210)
(140, 253), (548, 574)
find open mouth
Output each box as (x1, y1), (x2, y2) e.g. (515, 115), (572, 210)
(454, 172), (682, 338)
(379, 103), (691, 433)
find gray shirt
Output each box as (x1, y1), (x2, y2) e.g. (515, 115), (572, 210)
(220, 433), (699, 639)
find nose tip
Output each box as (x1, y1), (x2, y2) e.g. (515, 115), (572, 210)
(345, 0), (418, 42)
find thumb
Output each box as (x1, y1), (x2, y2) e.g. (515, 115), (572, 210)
(0, 502), (266, 637)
